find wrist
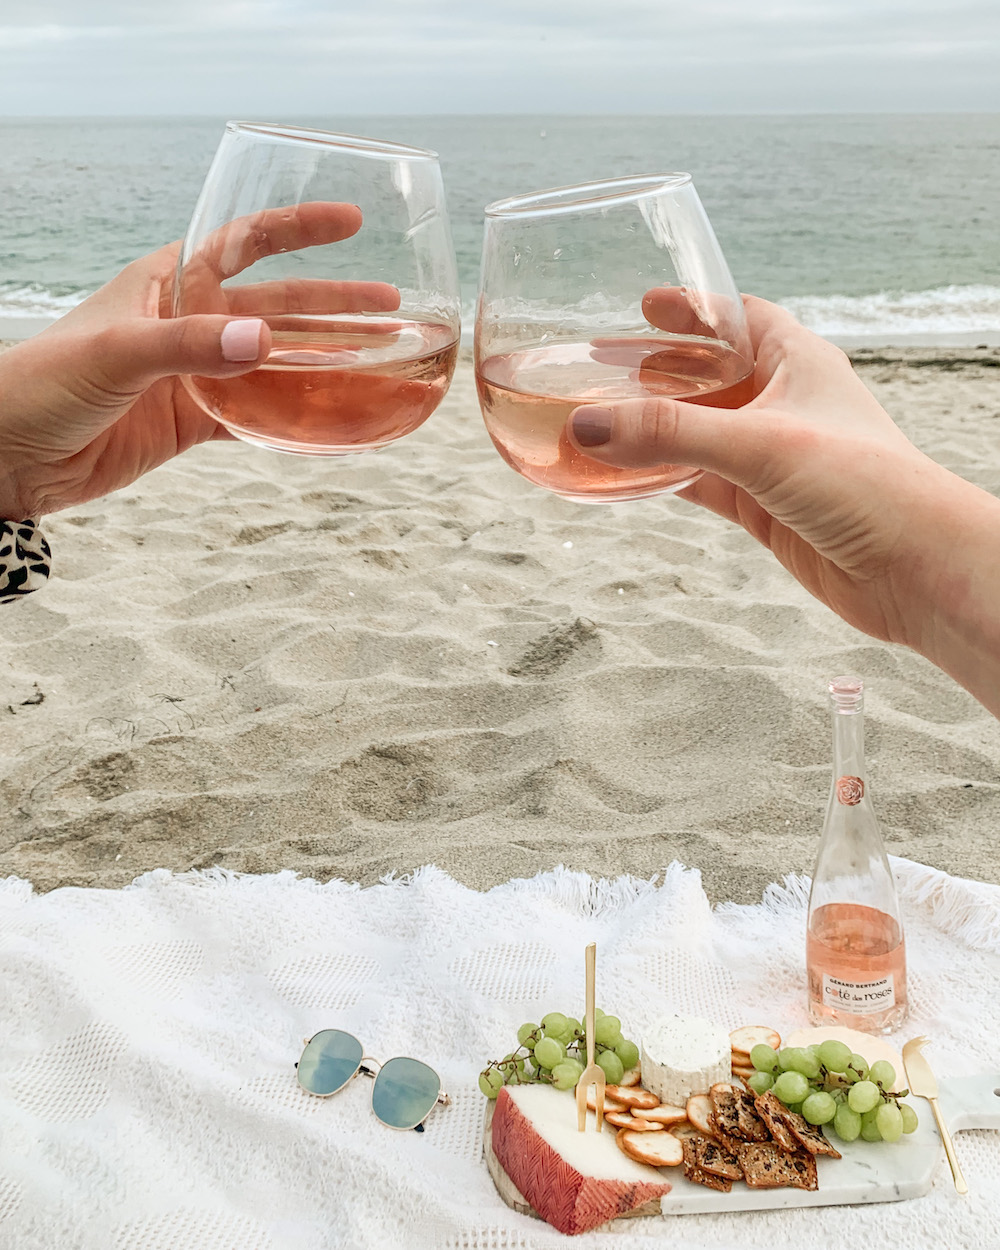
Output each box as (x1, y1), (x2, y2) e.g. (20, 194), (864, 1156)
(896, 469), (1000, 716)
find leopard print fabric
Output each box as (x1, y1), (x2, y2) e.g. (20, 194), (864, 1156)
(0, 520), (52, 604)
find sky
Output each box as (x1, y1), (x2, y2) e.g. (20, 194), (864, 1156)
(0, 0), (998, 116)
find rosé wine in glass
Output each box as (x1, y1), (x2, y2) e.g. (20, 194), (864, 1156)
(192, 317), (458, 455)
(475, 174), (753, 503)
(174, 123), (460, 457)
(477, 335), (753, 502)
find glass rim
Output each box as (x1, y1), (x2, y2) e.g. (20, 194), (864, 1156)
(485, 173), (694, 219)
(226, 121), (440, 161)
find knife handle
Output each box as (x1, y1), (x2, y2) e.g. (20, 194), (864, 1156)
(929, 1096), (968, 1196)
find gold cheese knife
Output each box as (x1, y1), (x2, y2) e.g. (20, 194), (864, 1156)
(902, 1035), (968, 1195)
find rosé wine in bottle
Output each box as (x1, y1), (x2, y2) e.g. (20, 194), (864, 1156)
(806, 676), (908, 1034)
(188, 317), (458, 456)
(476, 335), (753, 503)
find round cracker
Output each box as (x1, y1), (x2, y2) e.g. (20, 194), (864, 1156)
(640, 1103), (687, 1126)
(618, 1128), (684, 1168)
(685, 1093), (715, 1136)
(605, 1109), (639, 1129)
(617, 1067), (642, 1087)
(729, 1025), (781, 1055)
(586, 1088), (626, 1113)
(605, 1085), (660, 1111)
(668, 1121), (699, 1140)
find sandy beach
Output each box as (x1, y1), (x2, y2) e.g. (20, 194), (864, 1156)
(1, 345), (998, 903)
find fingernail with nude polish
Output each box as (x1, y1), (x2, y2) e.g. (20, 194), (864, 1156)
(221, 318), (264, 362)
(570, 406), (613, 448)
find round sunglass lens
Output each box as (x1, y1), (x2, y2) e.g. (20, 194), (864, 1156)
(297, 1029), (363, 1096)
(371, 1057), (441, 1130)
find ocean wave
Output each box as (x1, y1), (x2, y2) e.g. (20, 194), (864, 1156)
(0, 283), (90, 319)
(4, 283), (999, 340)
(779, 285), (1000, 337)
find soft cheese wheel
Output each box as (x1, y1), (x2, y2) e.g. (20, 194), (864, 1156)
(491, 1084), (671, 1235)
(640, 1015), (731, 1106)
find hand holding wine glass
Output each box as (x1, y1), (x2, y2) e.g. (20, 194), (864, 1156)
(175, 124), (460, 456)
(0, 200), (378, 520)
(566, 293), (1000, 716)
(475, 174), (754, 503)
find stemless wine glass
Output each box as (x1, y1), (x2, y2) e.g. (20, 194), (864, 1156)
(174, 122), (460, 455)
(475, 174), (753, 502)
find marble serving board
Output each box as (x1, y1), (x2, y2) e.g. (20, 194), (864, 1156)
(484, 1073), (1000, 1219)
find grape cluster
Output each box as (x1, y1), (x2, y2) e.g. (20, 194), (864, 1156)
(478, 1008), (640, 1099)
(747, 1039), (918, 1143)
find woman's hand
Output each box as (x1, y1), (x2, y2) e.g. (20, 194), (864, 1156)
(0, 202), (398, 519)
(567, 294), (1000, 713)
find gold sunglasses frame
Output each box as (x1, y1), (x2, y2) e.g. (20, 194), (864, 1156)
(296, 1032), (451, 1132)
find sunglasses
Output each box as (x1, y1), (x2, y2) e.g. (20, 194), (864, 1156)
(295, 1029), (450, 1132)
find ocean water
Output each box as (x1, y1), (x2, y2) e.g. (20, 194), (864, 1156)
(1, 113), (998, 339)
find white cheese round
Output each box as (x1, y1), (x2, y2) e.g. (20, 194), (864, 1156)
(640, 1014), (731, 1106)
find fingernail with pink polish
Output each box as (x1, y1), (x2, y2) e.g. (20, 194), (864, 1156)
(221, 318), (264, 362)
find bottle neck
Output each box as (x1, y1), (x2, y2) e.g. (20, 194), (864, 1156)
(831, 706), (866, 805)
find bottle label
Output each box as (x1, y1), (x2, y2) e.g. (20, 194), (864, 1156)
(821, 973), (895, 1014)
(836, 775), (865, 805)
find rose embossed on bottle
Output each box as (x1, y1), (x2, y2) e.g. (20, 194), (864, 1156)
(806, 676), (909, 1034)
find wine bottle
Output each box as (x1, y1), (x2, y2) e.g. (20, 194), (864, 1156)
(806, 676), (908, 1034)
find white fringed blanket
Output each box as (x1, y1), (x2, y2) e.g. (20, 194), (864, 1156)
(2, 857), (999, 1250)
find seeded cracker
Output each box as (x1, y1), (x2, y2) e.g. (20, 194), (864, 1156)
(752, 1090), (800, 1152)
(681, 1137), (733, 1193)
(779, 1107), (843, 1159)
(736, 1142), (818, 1191)
(733, 1087), (770, 1142)
(709, 1089), (743, 1138)
(693, 1135), (743, 1181)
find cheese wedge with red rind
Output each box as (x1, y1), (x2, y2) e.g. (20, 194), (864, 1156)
(491, 1084), (671, 1235)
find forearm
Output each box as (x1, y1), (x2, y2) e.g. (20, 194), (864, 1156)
(901, 470), (1000, 717)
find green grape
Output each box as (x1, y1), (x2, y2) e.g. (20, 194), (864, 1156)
(817, 1040), (853, 1072)
(773, 1071), (810, 1105)
(868, 1060), (896, 1090)
(777, 1047), (801, 1072)
(899, 1103), (919, 1134)
(615, 1038), (640, 1070)
(750, 1044), (780, 1073)
(597, 1050), (625, 1085)
(788, 1049), (822, 1080)
(801, 1091), (837, 1125)
(847, 1054), (870, 1081)
(541, 1012), (569, 1038)
(563, 1016), (582, 1040)
(847, 1080), (881, 1115)
(747, 1070), (774, 1095)
(860, 1108), (883, 1142)
(551, 1060), (585, 1091)
(516, 1022), (539, 1049)
(594, 1015), (622, 1047)
(784, 1102), (803, 1115)
(479, 1068), (504, 1099)
(534, 1037), (566, 1070)
(832, 1104), (862, 1141)
(594, 1007), (605, 1018)
(875, 1101), (903, 1142)
(500, 1052), (526, 1078)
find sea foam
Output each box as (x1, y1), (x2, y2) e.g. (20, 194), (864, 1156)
(780, 284), (1000, 338)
